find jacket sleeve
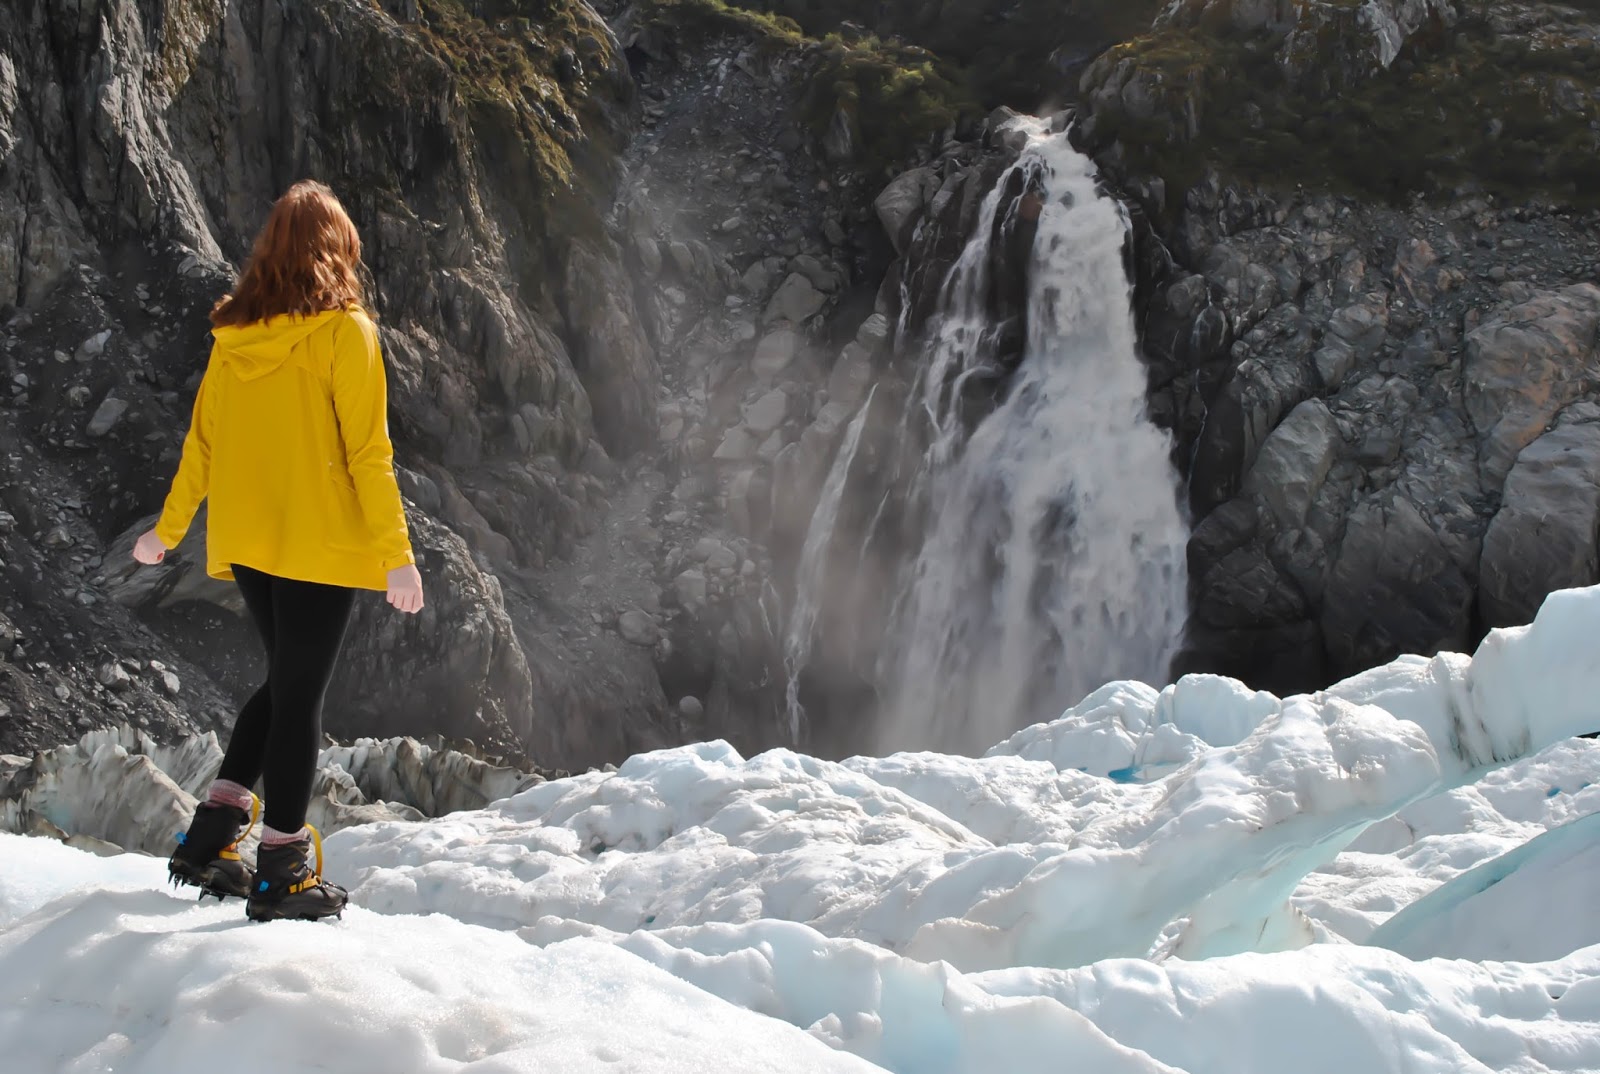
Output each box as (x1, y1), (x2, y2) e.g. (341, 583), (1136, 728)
(331, 311), (415, 571)
(153, 357), (216, 548)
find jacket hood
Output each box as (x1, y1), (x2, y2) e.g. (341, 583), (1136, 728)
(211, 308), (346, 380)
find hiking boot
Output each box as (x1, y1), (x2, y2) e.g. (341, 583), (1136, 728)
(246, 827), (347, 922)
(168, 798), (259, 900)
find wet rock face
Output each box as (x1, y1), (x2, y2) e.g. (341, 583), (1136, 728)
(1141, 172), (1600, 691)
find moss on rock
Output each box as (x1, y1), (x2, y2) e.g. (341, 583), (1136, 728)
(719, 0), (1167, 105)
(409, 0), (624, 201)
(635, 0), (979, 175)
(1089, 3), (1600, 208)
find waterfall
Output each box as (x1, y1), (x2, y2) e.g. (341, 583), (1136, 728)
(876, 120), (1190, 756)
(857, 160), (1021, 585)
(782, 387), (877, 742)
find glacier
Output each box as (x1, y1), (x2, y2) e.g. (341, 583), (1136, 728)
(5, 585), (1600, 1071)
(1368, 809), (1600, 963)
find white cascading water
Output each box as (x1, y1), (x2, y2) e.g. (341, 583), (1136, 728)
(876, 120), (1190, 756)
(783, 386), (877, 741)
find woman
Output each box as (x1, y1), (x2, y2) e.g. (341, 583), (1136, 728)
(136, 180), (424, 923)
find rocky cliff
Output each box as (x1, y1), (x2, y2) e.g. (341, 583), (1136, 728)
(740, 0), (1600, 725)
(4, 0), (1597, 765)
(0, 0), (976, 765)
(1073, 0), (1600, 689)
(0, 0), (654, 763)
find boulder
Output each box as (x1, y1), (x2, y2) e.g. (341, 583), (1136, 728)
(753, 327), (801, 380)
(674, 568), (708, 612)
(764, 273), (827, 324)
(691, 537), (727, 562)
(1391, 238), (1441, 307)
(1241, 399), (1341, 531)
(713, 426), (759, 461)
(874, 167), (937, 255)
(742, 389), (789, 435)
(741, 260), (773, 297)
(790, 254), (840, 293)
(85, 395), (129, 437)
(855, 313), (891, 353)
(618, 609), (660, 647)
(1326, 294), (1389, 359)
(101, 506), (243, 614)
(1313, 338), (1357, 390)
(1464, 284), (1600, 492)
(1480, 416), (1600, 628)
(1189, 349), (1315, 513)
(1203, 244), (1280, 334)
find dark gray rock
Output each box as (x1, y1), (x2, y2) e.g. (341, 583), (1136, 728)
(1241, 399), (1341, 532)
(1480, 415), (1600, 628)
(1464, 284), (1600, 492)
(742, 389), (790, 435)
(618, 609), (661, 647)
(1321, 492), (1476, 675)
(1198, 549), (1308, 629)
(753, 327), (801, 380)
(85, 396), (129, 438)
(874, 168), (938, 255)
(764, 273), (827, 324)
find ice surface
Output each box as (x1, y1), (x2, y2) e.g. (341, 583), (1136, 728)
(263, 589), (1600, 972)
(1368, 809), (1600, 962)
(1294, 737), (1600, 943)
(988, 675), (1283, 780)
(525, 915), (1600, 1074)
(0, 836), (881, 1074)
(979, 945), (1600, 1074)
(9, 832), (1598, 1074)
(10, 586), (1600, 1072)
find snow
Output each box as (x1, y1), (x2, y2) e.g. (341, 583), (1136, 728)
(1368, 810), (1600, 962)
(531, 917), (1600, 1074)
(8, 585), (1600, 1072)
(0, 837), (881, 1074)
(981, 947), (1600, 1074)
(1294, 737), (1600, 943)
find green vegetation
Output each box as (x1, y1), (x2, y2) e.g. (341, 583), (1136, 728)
(804, 33), (976, 175)
(408, 0), (607, 191)
(636, 0), (979, 176)
(150, 0), (228, 98)
(314, 0), (636, 321)
(726, 0), (1168, 106)
(1094, 11), (1600, 209)
(631, 0), (807, 43)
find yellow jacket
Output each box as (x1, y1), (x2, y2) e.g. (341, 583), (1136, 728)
(155, 307), (414, 591)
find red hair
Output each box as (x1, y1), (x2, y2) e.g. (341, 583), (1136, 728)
(211, 180), (368, 327)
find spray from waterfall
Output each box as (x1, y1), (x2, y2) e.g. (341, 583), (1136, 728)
(857, 160), (1021, 575)
(782, 387), (877, 742)
(877, 120), (1190, 756)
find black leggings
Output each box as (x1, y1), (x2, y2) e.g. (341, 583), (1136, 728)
(216, 564), (356, 833)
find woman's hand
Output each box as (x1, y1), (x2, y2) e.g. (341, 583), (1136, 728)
(387, 563), (424, 614)
(133, 529), (169, 565)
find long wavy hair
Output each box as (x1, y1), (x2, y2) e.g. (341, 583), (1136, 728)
(211, 180), (368, 327)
